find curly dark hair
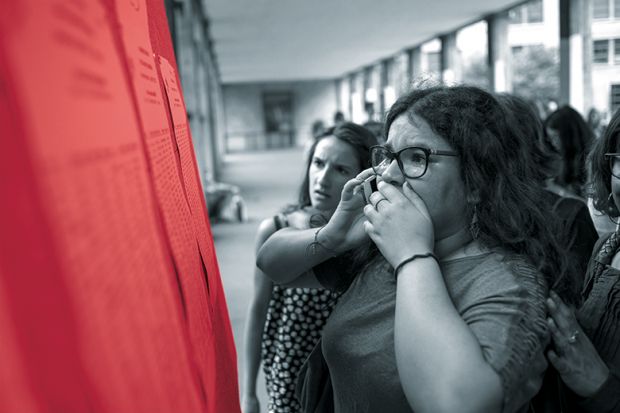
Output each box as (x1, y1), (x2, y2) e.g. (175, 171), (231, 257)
(544, 106), (594, 198)
(385, 85), (569, 297)
(589, 108), (620, 217)
(495, 94), (559, 183)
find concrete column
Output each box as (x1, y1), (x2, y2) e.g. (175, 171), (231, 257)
(409, 46), (423, 84)
(440, 32), (460, 84)
(379, 60), (389, 116)
(559, 0), (592, 114)
(348, 74), (356, 122)
(486, 11), (512, 93)
(363, 66), (375, 122)
(335, 78), (342, 112)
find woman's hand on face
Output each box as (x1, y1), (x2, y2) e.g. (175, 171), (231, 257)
(362, 180), (434, 267)
(546, 290), (610, 398)
(321, 168), (374, 252)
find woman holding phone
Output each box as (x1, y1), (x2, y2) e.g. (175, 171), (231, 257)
(241, 123), (377, 413)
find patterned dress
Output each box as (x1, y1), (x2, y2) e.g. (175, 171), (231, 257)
(261, 213), (339, 413)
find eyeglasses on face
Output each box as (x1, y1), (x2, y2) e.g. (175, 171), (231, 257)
(605, 153), (620, 179)
(370, 145), (458, 179)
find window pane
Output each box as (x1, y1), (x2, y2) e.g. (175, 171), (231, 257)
(611, 84), (620, 113)
(509, 7), (524, 23)
(615, 39), (620, 64)
(594, 40), (610, 63)
(593, 0), (610, 18)
(526, 0), (544, 23)
(615, 0), (620, 17)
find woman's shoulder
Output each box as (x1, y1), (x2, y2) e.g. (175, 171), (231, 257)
(449, 251), (547, 303)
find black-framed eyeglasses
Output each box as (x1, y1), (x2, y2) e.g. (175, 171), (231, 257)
(605, 153), (620, 179)
(370, 145), (458, 179)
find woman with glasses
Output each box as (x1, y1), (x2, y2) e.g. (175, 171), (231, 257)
(257, 85), (568, 412)
(543, 109), (620, 412)
(241, 122), (377, 413)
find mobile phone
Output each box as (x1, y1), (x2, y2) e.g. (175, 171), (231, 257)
(362, 175), (378, 204)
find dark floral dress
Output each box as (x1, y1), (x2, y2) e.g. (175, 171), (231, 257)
(260, 213), (339, 413)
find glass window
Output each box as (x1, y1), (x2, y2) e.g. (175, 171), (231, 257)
(594, 40), (610, 63)
(509, 7), (524, 24)
(615, 0), (620, 17)
(615, 39), (620, 64)
(611, 84), (620, 113)
(594, 0), (610, 18)
(526, 0), (544, 23)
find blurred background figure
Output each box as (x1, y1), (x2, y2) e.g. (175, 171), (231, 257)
(587, 107), (607, 140)
(496, 94), (597, 300)
(543, 106), (594, 200)
(333, 111), (345, 126)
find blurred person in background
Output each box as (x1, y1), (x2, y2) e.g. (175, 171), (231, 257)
(241, 123), (377, 413)
(587, 107), (607, 140)
(543, 106), (594, 200)
(333, 111), (345, 126)
(497, 94), (597, 295)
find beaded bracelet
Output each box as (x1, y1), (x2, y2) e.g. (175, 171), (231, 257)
(308, 226), (338, 257)
(393, 252), (439, 279)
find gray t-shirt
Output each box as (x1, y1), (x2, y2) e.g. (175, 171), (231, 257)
(315, 251), (549, 413)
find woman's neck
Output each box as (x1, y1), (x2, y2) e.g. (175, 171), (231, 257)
(435, 226), (486, 261)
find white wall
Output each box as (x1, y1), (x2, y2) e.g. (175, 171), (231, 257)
(223, 80), (337, 151)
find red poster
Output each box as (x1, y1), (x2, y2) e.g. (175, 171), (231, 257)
(0, 0), (238, 411)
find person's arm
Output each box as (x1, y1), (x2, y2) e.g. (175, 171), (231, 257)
(394, 257), (504, 412)
(546, 290), (619, 413)
(257, 171), (372, 286)
(241, 218), (276, 413)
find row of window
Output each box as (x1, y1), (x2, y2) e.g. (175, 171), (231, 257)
(510, 0), (620, 24)
(593, 39), (620, 64)
(594, 0), (620, 19)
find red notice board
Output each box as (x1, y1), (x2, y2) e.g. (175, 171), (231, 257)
(0, 1), (239, 412)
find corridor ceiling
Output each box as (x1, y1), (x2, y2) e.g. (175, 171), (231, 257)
(203, 0), (526, 84)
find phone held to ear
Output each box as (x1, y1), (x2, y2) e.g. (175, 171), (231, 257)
(362, 175), (378, 204)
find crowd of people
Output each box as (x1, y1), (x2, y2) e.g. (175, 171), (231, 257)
(242, 84), (620, 413)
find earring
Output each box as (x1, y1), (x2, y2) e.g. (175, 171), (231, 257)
(469, 204), (480, 240)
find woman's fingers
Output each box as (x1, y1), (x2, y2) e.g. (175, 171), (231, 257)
(354, 168), (376, 182)
(547, 317), (569, 349)
(546, 296), (571, 335)
(363, 203), (379, 222)
(377, 180), (404, 202)
(547, 349), (567, 373)
(547, 291), (580, 341)
(550, 290), (576, 323)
